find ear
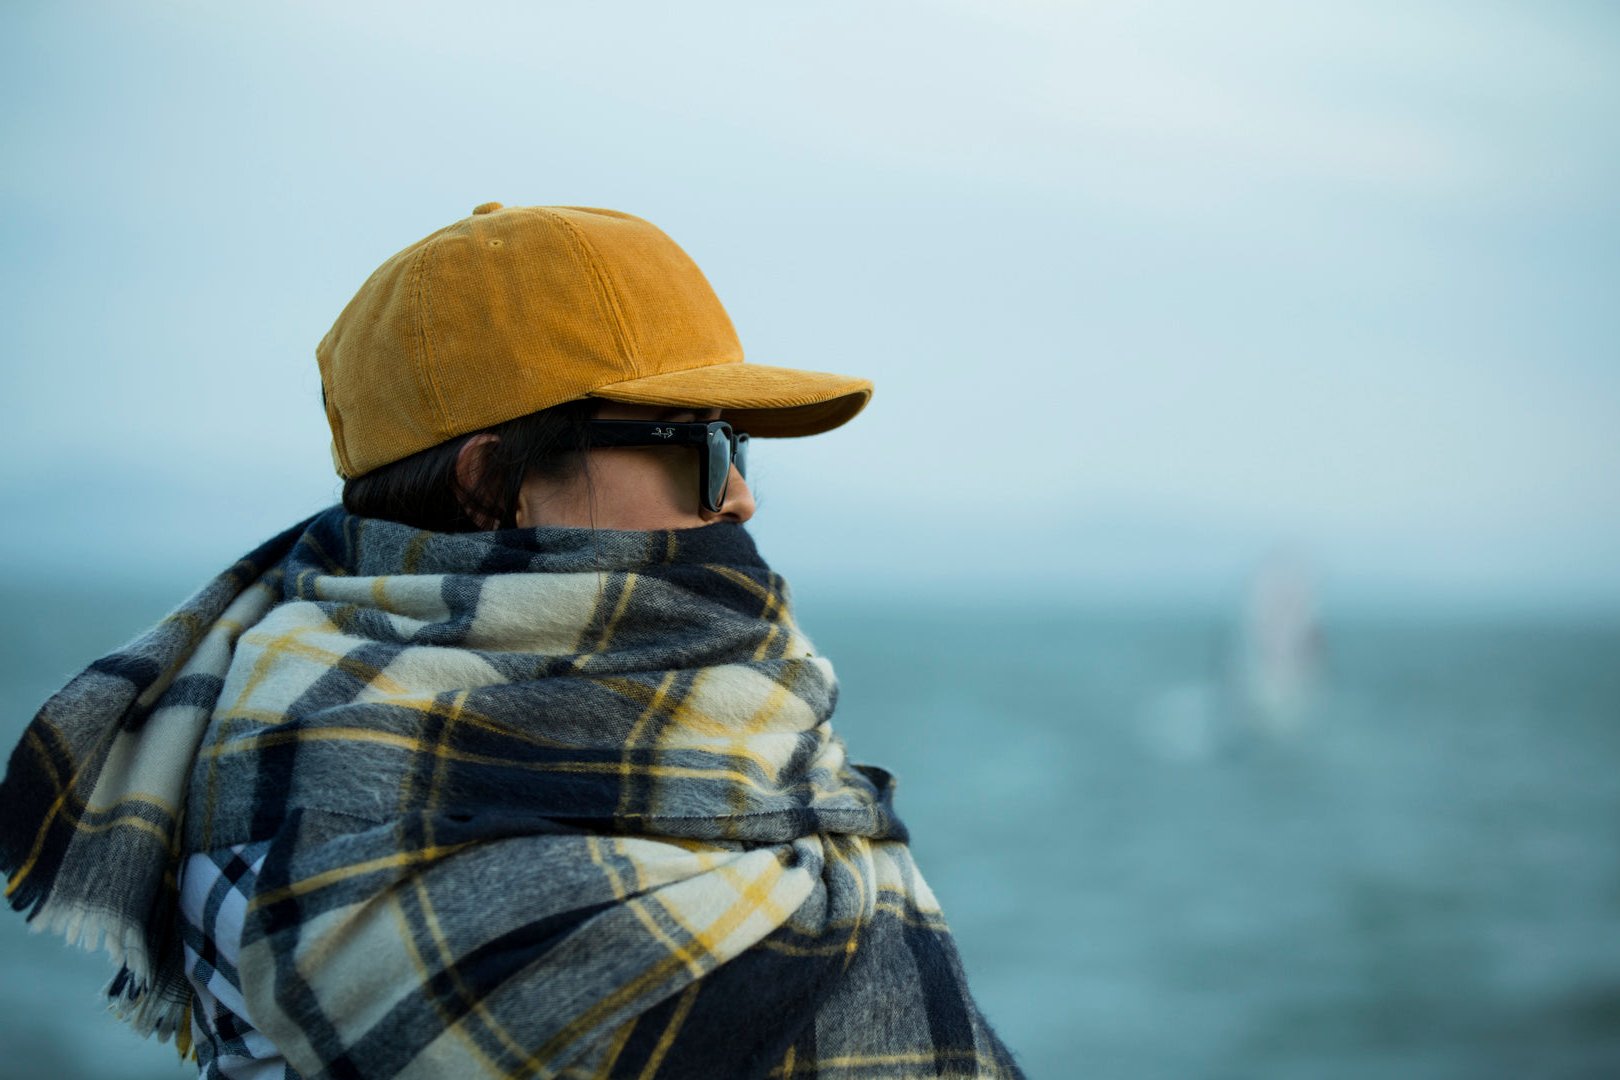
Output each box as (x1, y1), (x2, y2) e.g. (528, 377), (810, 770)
(453, 434), (501, 530)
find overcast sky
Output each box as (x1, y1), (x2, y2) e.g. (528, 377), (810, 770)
(1, 0), (1615, 612)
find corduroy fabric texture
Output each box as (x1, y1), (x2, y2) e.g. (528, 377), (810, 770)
(1, 509), (1025, 1079)
(318, 204), (874, 479)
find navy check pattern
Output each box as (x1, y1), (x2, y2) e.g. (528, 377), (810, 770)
(5, 507), (1026, 1077)
(179, 842), (299, 1079)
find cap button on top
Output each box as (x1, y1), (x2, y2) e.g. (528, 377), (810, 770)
(473, 201), (504, 215)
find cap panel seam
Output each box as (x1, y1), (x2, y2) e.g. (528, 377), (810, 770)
(533, 208), (638, 380)
(412, 240), (453, 439)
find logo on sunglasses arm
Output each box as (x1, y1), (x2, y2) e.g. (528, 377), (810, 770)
(651, 427), (675, 438)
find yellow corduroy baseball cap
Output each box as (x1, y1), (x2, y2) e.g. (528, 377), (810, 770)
(317, 201), (873, 479)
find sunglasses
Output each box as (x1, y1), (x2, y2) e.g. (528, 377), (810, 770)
(583, 418), (750, 513)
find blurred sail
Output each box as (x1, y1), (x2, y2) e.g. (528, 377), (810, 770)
(1137, 544), (1325, 759)
(1233, 546), (1322, 735)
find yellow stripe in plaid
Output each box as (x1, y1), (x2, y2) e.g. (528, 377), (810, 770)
(2, 507), (1023, 1075)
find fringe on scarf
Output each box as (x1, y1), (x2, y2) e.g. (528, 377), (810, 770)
(3, 507), (1026, 1078)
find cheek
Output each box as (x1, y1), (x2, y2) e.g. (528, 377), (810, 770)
(594, 449), (692, 508)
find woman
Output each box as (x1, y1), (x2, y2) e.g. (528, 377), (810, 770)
(1, 203), (1025, 1079)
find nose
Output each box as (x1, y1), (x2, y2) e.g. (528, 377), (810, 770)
(711, 464), (755, 523)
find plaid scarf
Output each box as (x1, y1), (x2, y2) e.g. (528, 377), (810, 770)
(2, 507), (1024, 1079)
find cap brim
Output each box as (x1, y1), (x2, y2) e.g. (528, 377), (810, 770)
(588, 362), (872, 437)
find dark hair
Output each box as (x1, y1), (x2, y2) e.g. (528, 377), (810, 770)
(341, 398), (601, 532)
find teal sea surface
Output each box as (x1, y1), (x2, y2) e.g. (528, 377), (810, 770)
(2, 583), (1617, 1079)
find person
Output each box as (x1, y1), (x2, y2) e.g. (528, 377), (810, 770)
(0, 202), (1026, 1079)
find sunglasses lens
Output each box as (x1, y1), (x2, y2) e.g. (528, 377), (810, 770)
(734, 433), (748, 480)
(706, 425), (732, 510)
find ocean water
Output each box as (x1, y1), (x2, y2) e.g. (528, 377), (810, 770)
(2, 582), (1617, 1079)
